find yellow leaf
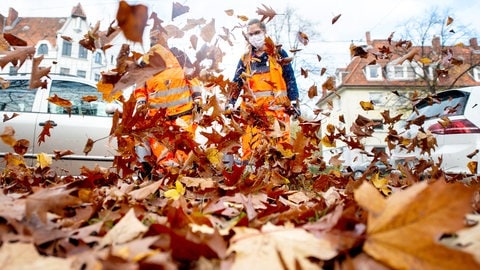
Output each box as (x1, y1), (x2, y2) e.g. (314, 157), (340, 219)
(419, 57), (432, 65)
(164, 180), (185, 200)
(36, 152), (52, 169)
(321, 135), (336, 148)
(467, 161), (477, 174)
(371, 173), (392, 196)
(360, 100), (374, 111)
(206, 147), (222, 167)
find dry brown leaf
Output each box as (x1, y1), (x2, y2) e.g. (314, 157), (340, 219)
(227, 223), (337, 269)
(256, 4), (276, 23)
(355, 180), (480, 270)
(3, 33), (27, 46)
(200, 19), (216, 43)
(0, 46), (36, 70)
(308, 84), (317, 99)
(116, 0), (148, 43)
(332, 14), (342, 24)
(30, 55), (50, 89)
(446, 16), (454, 26)
(172, 2), (190, 21)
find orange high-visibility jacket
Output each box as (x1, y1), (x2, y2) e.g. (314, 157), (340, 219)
(134, 44), (202, 117)
(241, 51), (289, 107)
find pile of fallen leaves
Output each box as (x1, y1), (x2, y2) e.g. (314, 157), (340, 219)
(1, 1), (480, 269)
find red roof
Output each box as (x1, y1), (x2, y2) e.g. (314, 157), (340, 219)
(337, 32), (480, 89)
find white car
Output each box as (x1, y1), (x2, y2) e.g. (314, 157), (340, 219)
(0, 74), (120, 175)
(390, 86), (480, 175)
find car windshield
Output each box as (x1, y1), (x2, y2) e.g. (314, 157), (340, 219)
(0, 80), (36, 112)
(407, 90), (469, 121)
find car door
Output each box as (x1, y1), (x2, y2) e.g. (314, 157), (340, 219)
(0, 78), (46, 167)
(34, 77), (118, 175)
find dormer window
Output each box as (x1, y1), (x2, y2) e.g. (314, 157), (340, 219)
(365, 65), (382, 80)
(387, 64), (416, 80)
(37, 43), (48, 55)
(473, 67), (480, 82)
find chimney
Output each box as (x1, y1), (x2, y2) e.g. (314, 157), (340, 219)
(5, 8), (19, 29)
(365, 31), (371, 45)
(470, 38), (478, 50)
(432, 36), (440, 52)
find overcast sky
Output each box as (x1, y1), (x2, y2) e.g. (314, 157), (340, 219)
(2, 0), (480, 81)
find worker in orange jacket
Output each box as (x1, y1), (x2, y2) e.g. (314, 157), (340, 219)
(228, 18), (300, 163)
(135, 29), (202, 180)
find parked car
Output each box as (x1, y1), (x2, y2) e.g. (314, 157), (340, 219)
(390, 86), (480, 175)
(0, 74), (121, 175)
(347, 160), (390, 178)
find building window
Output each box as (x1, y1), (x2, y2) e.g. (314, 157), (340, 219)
(38, 44), (48, 55)
(95, 52), (102, 64)
(9, 66), (18, 75)
(77, 70), (86, 78)
(369, 92), (384, 106)
(62, 40), (72, 56)
(78, 46), (88, 59)
(365, 65), (382, 80)
(60, 68), (70, 75)
(94, 73), (101, 81)
(372, 119), (384, 130)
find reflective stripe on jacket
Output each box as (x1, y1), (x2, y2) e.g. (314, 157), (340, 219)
(242, 52), (289, 107)
(134, 44), (196, 117)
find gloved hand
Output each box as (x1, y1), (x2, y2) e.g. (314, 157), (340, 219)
(193, 97), (202, 113)
(287, 101), (301, 119)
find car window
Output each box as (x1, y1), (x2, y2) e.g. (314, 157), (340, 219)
(48, 80), (109, 117)
(407, 90), (468, 120)
(0, 80), (36, 112)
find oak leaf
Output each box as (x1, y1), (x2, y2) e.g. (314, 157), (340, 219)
(0, 46), (36, 69)
(256, 4), (276, 23)
(354, 180), (480, 270)
(3, 113), (19, 122)
(26, 186), (83, 223)
(37, 120), (54, 146)
(30, 55), (50, 89)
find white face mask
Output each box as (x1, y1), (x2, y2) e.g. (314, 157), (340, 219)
(248, 33), (265, 49)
